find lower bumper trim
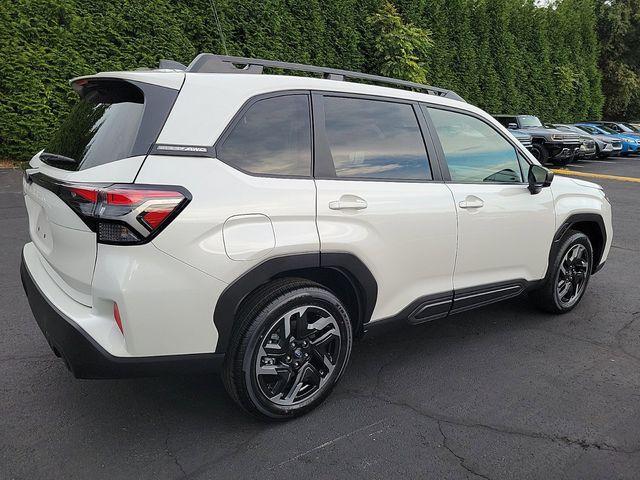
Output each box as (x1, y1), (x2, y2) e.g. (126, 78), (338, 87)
(20, 254), (223, 379)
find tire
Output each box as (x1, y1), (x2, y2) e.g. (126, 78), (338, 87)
(222, 278), (353, 420)
(530, 230), (593, 314)
(530, 143), (550, 165)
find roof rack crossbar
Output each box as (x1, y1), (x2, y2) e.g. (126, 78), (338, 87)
(183, 54), (465, 102)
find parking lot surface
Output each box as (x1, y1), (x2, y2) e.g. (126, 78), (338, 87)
(1, 158), (639, 480)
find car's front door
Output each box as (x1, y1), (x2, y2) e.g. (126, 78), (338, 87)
(313, 93), (458, 323)
(423, 106), (556, 312)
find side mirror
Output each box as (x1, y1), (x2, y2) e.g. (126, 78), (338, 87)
(528, 164), (554, 194)
(508, 122), (518, 129)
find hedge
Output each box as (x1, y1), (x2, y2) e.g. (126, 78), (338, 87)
(0, 0), (604, 161)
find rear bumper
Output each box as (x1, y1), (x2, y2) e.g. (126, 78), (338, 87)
(21, 253), (223, 379)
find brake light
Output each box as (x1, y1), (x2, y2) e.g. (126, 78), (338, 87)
(29, 174), (191, 245)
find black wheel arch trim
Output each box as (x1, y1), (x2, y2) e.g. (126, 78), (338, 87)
(213, 252), (377, 353)
(552, 213), (607, 274)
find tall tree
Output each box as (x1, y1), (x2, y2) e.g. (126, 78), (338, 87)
(595, 0), (640, 119)
(366, 0), (433, 83)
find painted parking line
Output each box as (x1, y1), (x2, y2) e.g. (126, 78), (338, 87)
(552, 169), (640, 183)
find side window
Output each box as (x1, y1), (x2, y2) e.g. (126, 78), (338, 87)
(427, 107), (524, 183)
(518, 151), (531, 179)
(217, 95), (311, 176)
(321, 96), (432, 180)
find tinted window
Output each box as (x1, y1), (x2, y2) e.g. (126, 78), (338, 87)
(322, 97), (431, 180)
(428, 108), (523, 183)
(45, 80), (175, 171)
(218, 95), (311, 176)
(519, 115), (543, 128)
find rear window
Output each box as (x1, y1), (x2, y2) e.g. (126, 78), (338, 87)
(43, 79), (178, 171)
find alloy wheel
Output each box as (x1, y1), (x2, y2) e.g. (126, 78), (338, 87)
(556, 244), (590, 307)
(254, 305), (341, 406)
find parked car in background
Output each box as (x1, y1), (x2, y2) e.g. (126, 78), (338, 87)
(588, 121), (640, 138)
(511, 130), (534, 152)
(494, 115), (581, 165)
(575, 123), (640, 156)
(20, 54), (613, 419)
(620, 122), (640, 133)
(549, 124), (620, 158)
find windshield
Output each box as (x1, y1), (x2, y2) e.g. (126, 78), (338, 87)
(518, 115), (543, 128)
(43, 79), (177, 171)
(623, 123), (640, 132)
(576, 125), (596, 134)
(597, 125), (618, 134)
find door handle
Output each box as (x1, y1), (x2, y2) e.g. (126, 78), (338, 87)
(329, 195), (368, 211)
(458, 196), (484, 209)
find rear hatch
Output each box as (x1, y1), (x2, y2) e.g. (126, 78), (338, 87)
(24, 76), (182, 306)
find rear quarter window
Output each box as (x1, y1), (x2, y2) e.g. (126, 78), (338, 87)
(216, 94), (312, 177)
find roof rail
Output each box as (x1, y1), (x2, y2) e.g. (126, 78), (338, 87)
(179, 54), (465, 102)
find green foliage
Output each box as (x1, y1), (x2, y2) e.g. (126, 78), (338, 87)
(0, 0), (609, 161)
(366, 1), (433, 83)
(0, 0), (195, 160)
(595, 0), (640, 119)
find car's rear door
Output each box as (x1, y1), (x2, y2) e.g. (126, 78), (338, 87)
(313, 92), (458, 323)
(423, 105), (556, 313)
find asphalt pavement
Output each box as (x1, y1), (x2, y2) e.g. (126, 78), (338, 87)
(1, 157), (639, 480)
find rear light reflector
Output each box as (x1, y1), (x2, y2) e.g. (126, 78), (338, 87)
(113, 303), (124, 334)
(26, 173), (191, 245)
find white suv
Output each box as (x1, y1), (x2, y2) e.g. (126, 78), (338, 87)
(21, 55), (613, 419)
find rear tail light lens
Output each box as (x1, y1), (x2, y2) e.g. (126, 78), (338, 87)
(29, 174), (191, 245)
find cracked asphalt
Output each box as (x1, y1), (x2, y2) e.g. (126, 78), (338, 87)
(1, 158), (639, 480)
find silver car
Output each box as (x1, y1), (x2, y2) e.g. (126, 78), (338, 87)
(552, 124), (622, 158)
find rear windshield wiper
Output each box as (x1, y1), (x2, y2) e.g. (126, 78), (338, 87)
(40, 152), (78, 167)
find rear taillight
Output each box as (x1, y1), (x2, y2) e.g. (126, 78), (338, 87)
(29, 173), (190, 244)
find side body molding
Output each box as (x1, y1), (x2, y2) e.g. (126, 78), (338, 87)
(212, 252), (378, 353)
